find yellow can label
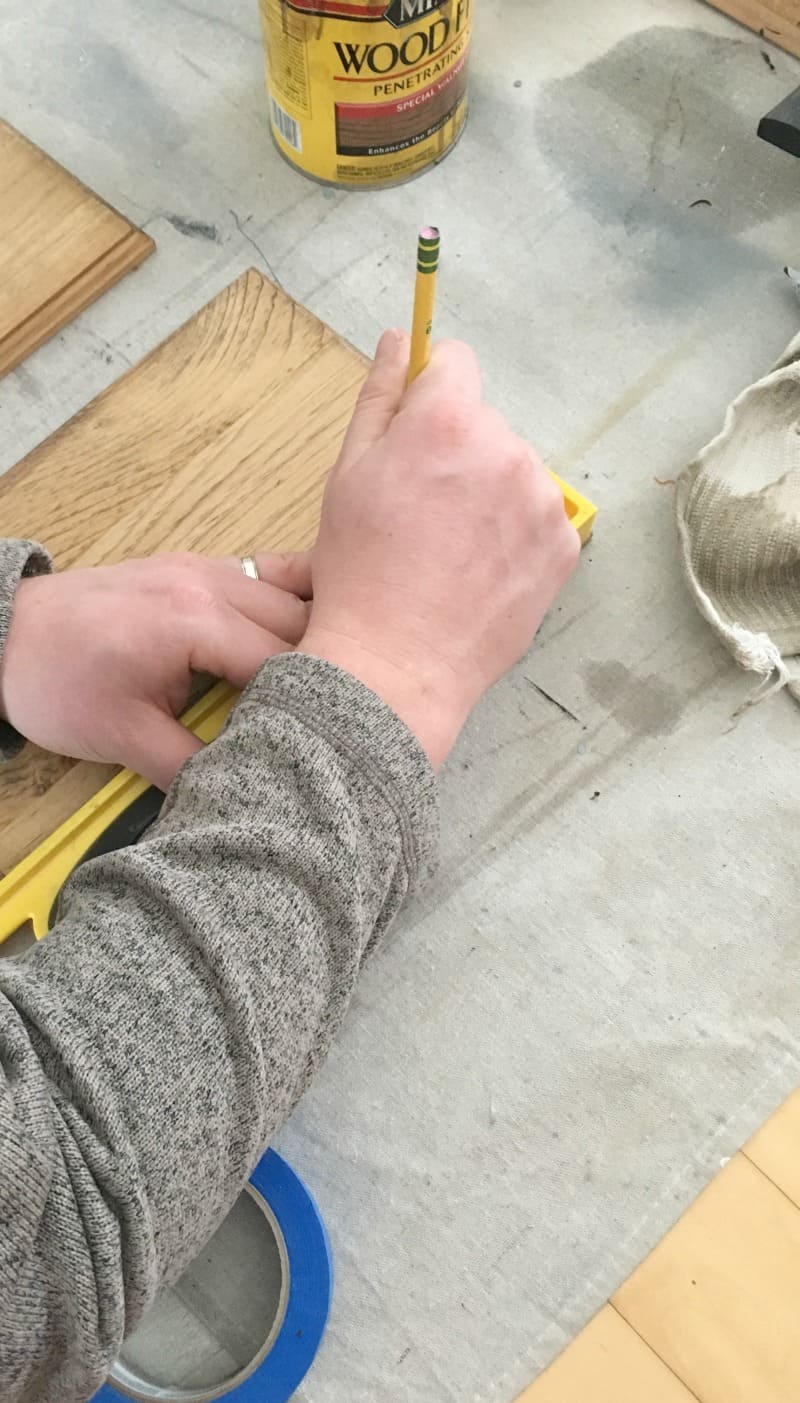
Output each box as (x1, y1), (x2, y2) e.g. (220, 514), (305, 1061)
(259, 0), (472, 187)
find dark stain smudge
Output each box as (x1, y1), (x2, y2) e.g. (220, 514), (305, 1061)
(166, 214), (219, 242)
(584, 659), (684, 737)
(535, 28), (799, 309)
(82, 41), (186, 154)
(537, 27), (797, 235)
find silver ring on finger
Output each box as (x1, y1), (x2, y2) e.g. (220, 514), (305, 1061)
(240, 555), (260, 581)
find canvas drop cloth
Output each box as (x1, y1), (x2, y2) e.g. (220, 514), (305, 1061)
(274, 327), (800, 1403)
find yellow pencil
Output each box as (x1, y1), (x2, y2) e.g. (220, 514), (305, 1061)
(407, 226), (440, 385)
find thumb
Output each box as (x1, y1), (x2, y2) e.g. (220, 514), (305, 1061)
(122, 706), (205, 792)
(337, 328), (410, 471)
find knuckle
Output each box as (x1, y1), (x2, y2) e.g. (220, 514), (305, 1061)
(165, 569), (217, 618)
(554, 513), (581, 573)
(566, 523), (582, 565)
(511, 440), (535, 478)
(428, 397), (473, 448)
(156, 552), (214, 604)
(160, 550), (202, 575)
(482, 415), (524, 474)
(543, 475), (567, 518)
(436, 337), (475, 364)
(272, 551), (298, 584)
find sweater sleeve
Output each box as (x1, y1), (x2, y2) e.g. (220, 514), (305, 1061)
(0, 651), (438, 1403)
(0, 538), (53, 759)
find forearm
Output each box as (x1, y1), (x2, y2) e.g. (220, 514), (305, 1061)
(0, 653), (437, 1403)
(0, 537), (52, 756)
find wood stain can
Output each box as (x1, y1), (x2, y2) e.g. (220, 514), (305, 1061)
(258, 0), (472, 189)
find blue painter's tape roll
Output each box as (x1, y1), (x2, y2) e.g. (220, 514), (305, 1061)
(94, 1149), (332, 1403)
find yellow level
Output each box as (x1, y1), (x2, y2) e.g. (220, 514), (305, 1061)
(553, 473), (596, 546)
(0, 681), (236, 948)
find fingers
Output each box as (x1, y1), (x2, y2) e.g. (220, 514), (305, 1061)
(219, 551), (313, 600)
(215, 552), (312, 642)
(189, 610), (295, 691)
(404, 338), (483, 409)
(337, 328), (411, 471)
(222, 573), (309, 644)
(123, 708), (205, 792)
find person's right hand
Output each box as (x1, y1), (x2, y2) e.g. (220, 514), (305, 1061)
(300, 331), (580, 770)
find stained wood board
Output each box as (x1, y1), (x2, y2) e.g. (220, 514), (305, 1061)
(705, 0), (800, 56)
(0, 120), (154, 377)
(0, 268), (367, 876)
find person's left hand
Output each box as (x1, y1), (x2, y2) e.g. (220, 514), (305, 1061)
(0, 551), (311, 790)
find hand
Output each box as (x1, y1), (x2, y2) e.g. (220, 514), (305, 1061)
(0, 551), (311, 789)
(300, 331), (580, 769)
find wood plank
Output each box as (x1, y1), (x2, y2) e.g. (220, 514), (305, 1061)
(0, 273), (336, 568)
(613, 1152), (800, 1403)
(517, 1304), (696, 1403)
(0, 269), (367, 874)
(743, 1089), (800, 1205)
(0, 757), (120, 878)
(0, 121), (153, 377)
(704, 0), (800, 57)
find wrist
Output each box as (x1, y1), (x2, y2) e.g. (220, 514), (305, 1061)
(298, 625), (466, 771)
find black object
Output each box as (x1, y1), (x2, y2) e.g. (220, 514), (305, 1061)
(759, 85), (800, 157)
(47, 786), (165, 928)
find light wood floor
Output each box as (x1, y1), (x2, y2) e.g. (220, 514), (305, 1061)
(520, 1089), (800, 1402)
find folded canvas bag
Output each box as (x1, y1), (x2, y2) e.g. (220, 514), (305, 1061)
(677, 326), (800, 709)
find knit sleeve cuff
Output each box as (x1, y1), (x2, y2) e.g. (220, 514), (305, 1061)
(0, 539), (53, 760)
(237, 650), (440, 886)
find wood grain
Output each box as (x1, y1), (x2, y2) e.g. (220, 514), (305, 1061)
(516, 1304), (696, 1402)
(613, 1152), (800, 1403)
(705, 0), (800, 56)
(0, 120), (153, 377)
(0, 268), (367, 875)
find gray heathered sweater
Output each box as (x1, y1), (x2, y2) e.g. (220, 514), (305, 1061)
(0, 538), (438, 1403)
